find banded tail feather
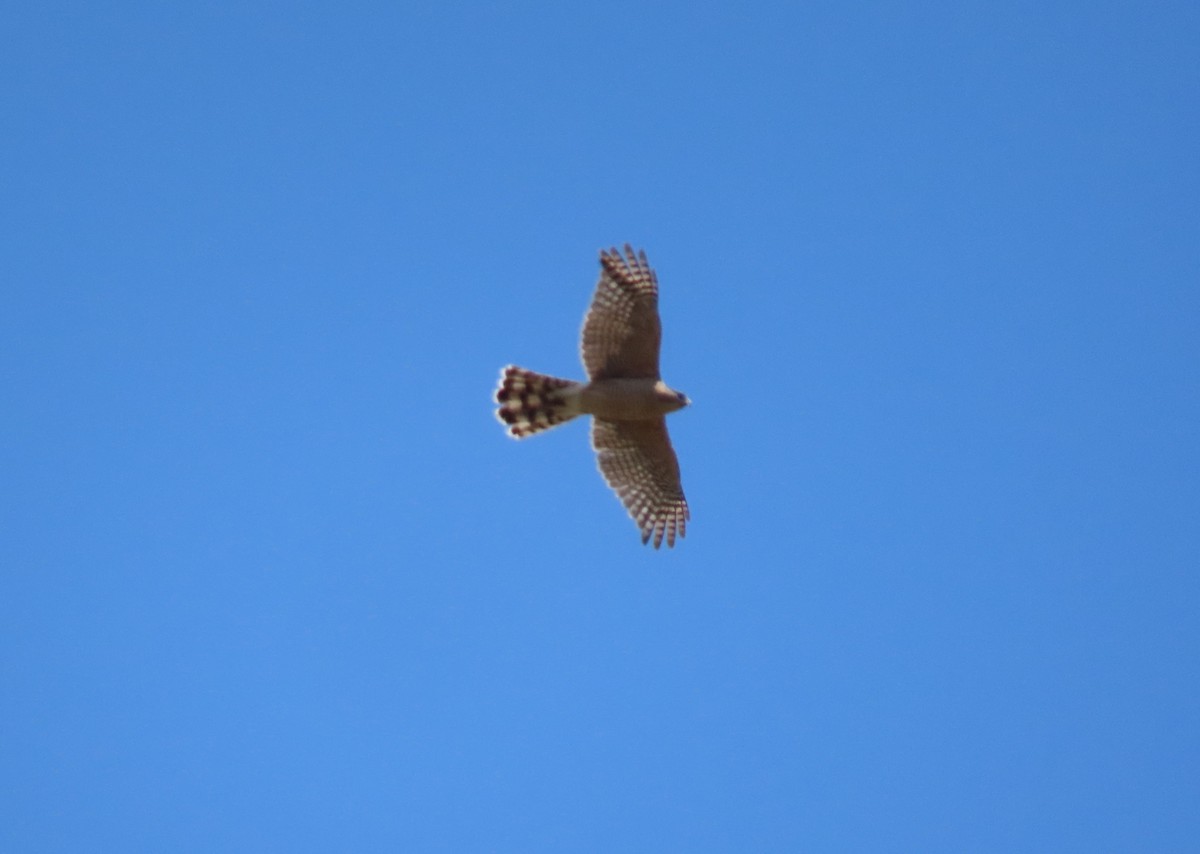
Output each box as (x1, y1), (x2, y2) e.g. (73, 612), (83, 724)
(494, 366), (582, 438)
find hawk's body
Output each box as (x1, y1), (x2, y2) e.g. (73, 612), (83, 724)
(495, 245), (690, 548)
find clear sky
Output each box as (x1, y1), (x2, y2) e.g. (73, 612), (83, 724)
(3, 2), (1198, 851)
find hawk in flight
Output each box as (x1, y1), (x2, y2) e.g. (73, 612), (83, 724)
(495, 245), (690, 548)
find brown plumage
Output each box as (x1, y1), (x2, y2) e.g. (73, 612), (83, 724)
(494, 245), (690, 548)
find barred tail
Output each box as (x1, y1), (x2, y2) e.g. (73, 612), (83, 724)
(494, 366), (582, 438)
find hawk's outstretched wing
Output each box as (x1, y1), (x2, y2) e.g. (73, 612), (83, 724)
(580, 245), (662, 380)
(592, 417), (688, 548)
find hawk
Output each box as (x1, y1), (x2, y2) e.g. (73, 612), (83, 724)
(494, 245), (690, 548)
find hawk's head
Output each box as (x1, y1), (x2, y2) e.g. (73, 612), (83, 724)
(654, 380), (690, 413)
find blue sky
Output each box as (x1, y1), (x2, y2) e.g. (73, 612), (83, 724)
(3, 2), (1198, 850)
